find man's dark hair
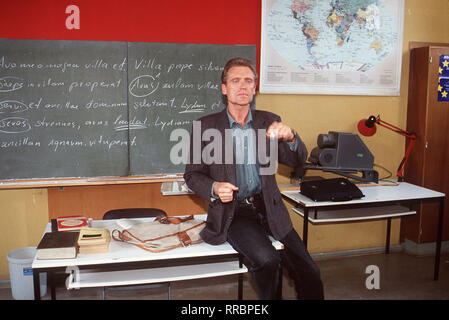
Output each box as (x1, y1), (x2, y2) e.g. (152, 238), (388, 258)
(221, 57), (258, 84)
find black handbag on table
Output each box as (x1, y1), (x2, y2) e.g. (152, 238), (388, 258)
(300, 178), (364, 202)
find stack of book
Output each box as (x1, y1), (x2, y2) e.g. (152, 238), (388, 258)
(36, 216), (111, 260)
(36, 231), (79, 260)
(77, 228), (111, 254)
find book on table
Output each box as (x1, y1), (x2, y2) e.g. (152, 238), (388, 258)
(55, 215), (88, 231)
(36, 231), (79, 260)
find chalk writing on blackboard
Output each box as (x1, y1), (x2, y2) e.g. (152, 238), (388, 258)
(0, 39), (256, 180)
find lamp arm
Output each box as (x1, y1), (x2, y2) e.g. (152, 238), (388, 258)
(396, 138), (416, 181)
(376, 117), (416, 139)
(373, 116), (417, 181)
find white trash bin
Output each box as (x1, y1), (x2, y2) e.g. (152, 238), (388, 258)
(7, 247), (47, 300)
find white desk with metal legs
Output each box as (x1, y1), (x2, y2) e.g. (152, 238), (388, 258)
(32, 214), (283, 300)
(281, 182), (445, 280)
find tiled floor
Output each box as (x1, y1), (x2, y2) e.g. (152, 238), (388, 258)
(1, 251), (448, 300)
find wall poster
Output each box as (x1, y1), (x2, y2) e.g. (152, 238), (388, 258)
(260, 0), (405, 96)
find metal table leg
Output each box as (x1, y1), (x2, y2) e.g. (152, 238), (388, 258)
(238, 255), (244, 299)
(33, 269), (41, 300)
(434, 197), (445, 280)
(385, 217), (391, 254)
(303, 207), (309, 248)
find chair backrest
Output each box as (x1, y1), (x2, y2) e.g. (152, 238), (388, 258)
(103, 208), (167, 220)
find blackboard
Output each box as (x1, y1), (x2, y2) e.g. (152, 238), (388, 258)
(0, 39), (256, 180)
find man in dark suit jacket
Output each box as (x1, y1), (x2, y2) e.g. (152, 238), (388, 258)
(184, 58), (323, 299)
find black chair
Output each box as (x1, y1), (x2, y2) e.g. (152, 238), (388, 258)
(103, 208), (167, 220)
(102, 208), (171, 299)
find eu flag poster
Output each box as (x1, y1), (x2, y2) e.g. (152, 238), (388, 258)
(438, 54), (449, 102)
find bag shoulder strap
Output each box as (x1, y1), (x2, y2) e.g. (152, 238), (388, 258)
(156, 215), (194, 224)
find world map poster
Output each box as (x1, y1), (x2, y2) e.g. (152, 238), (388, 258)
(260, 0), (405, 96)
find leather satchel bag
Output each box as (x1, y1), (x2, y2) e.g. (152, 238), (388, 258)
(112, 215), (206, 253)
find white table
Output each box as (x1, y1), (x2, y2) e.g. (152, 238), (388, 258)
(281, 182), (445, 280)
(32, 215), (283, 300)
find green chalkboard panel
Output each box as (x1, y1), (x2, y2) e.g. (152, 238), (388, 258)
(0, 39), (129, 180)
(0, 39), (256, 180)
(127, 42), (256, 174)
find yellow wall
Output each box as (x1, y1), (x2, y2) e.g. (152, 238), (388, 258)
(0, 0), (448, 280)
(0, 189), (48, 279)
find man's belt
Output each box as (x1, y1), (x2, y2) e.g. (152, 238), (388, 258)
(237, 193), (263, 207)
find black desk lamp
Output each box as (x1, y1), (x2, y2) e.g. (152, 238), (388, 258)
(357, 115), (417, 182)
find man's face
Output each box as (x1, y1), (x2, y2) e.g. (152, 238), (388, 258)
(221, 66), (256, 108)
